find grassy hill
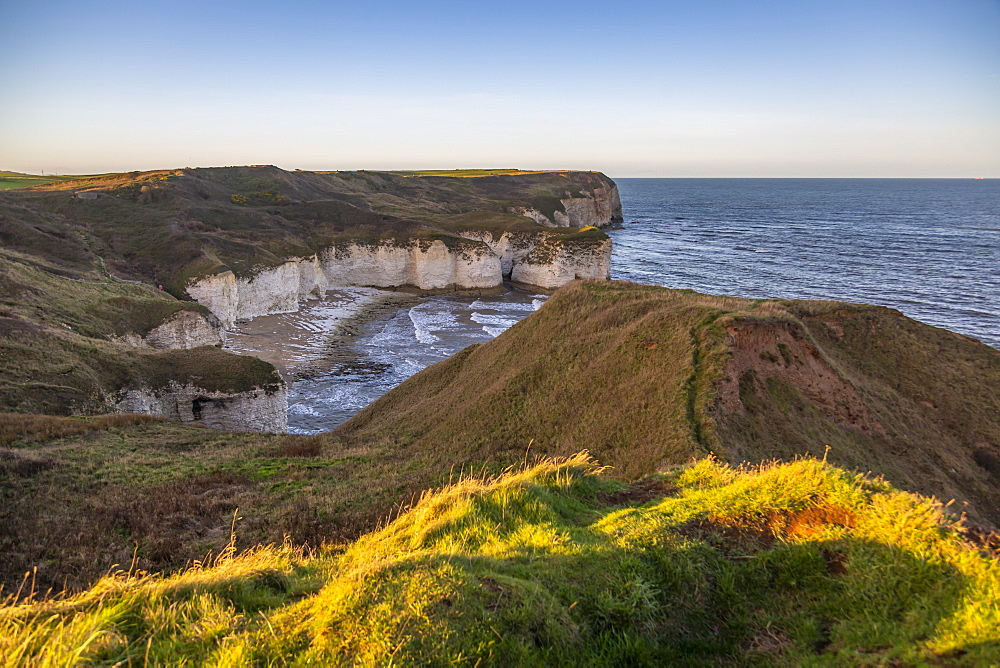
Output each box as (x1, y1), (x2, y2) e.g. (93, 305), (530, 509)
(1, 165), (616, 294)
(3, 455), (997, 665)
(334, 281), (1000, 530)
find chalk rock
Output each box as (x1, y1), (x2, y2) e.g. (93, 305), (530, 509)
(111, 309), (224, 349)
(458, 231), (613, 288)
(110, 382), (287, 433)
(511, 238), (613, 288)
(145, 309), (224, 348)
(320, 240), (499, 290)
(187, 257), (327, 329)
(512, 182), (623, 228)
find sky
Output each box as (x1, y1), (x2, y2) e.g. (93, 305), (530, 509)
(1, 0), (998, 177)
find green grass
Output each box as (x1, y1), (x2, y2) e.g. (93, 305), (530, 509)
(0, 172), (107, 191)
(3, 455), (997, 665)
(0, 414), (450, 596)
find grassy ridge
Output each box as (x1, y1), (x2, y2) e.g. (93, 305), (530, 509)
(334, 281), (1000, 529)
(3, 455), (997, 665)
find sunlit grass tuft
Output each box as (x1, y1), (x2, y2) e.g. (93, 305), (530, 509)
(3, 454), (997, 665)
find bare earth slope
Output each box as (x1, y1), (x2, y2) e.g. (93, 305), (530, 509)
(334, 281), (1000, 529)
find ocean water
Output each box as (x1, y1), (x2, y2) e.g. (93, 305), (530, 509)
(612, 179), (1000, 349)
(287, 290), (546, 433)
(286, 178), (999, 433)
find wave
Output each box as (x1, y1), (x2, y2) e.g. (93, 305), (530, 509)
(470, 312), (518, 326)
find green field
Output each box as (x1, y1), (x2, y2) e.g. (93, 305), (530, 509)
(0, 171), (105, 190)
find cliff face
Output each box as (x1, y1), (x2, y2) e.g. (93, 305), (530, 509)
(321, 240), (499, 292)
(514, 180), (623, 228)
(111, 381), (287, 433)
(114, 309), (224, 349)
(458, 231), (612, 288)
(187, 232), (613, 326)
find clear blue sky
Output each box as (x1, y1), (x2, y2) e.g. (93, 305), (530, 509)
(2, 0), (998, 176)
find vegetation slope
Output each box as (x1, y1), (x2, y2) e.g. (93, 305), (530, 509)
(335, 281), (1000, 530)
(2, 279), (997, 599)
(3, 454), (998, 665)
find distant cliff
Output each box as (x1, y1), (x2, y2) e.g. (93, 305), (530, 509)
(0, 166), (621, 429)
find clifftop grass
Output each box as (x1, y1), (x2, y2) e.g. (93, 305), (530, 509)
(0, 250), (278, 415)
(3, 455), (997, 665)
(0, 171), (108, 191)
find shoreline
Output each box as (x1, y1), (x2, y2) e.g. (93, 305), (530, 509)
(223, 289), (421, 383)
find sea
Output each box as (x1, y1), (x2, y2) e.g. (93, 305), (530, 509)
(231, 178), (1000, 434)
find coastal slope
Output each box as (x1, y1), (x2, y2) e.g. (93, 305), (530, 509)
(1, 280), (997, 607)
(334, 280), (1000, 529)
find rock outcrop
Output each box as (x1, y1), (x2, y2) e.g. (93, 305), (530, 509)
(114, 309), (224, 349)
(512, 181), (623, 228)
(458, 231), (612, 288)
(320, 240), (499, 292)
(110, 381), (287, 433)
(187, 258), (329, 329)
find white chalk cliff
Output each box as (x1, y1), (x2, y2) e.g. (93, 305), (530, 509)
(321, 240), (499, 292)
(113, 309), (224, 350)
(457, 232), (612, 289)
(187, 230), (613, 328)
(512, 182), (623, 228)
(110, 382), (288, 433)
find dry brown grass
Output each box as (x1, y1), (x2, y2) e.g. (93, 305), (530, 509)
(273, 434), (323, 458)
(0, 420), (450, 597)
(0, 412), (157, 446)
